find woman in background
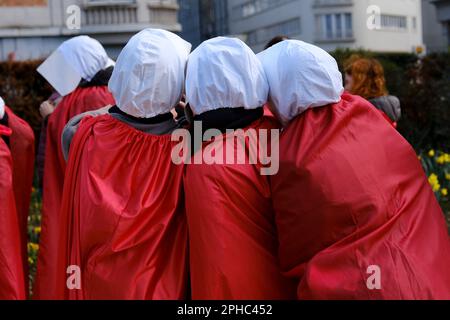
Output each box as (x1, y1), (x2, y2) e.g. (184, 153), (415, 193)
(345, 57), (401, 127)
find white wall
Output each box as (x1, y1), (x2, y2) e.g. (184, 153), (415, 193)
(353, 0), (423, 52)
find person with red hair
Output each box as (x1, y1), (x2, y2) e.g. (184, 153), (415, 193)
(344, 57), (401, 127)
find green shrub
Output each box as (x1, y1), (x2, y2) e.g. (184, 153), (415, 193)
(0, 60), (53, 145)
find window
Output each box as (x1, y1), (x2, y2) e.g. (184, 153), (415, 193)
(380, 14), (407, 30)
(316, 13), (353, 40)
(86, 0), (136, 5)
(344, 13), (352, 38)
(335, 13), (342, 39)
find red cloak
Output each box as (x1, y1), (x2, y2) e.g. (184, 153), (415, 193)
(5, 106), (35, 290)
(0, 125), (26, 300)
(184, 117), (297, 300)
(271, 93), (450, 299)
(54, 115), (188, 300)
(35, 86), (115, 299)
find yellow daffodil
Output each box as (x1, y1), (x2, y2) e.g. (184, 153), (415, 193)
(428, 174), (441, 192)
(445, 153), (450, 163)
(428, 173), (438, 183)
(446, 173), (450, 181)
(441, 188), (448, 197)
(27, 243), (39, 252)
(437, 155), (446, 165)
(428, 150), (435, 157)
(34, 226), (41, 234)
(433, 184), (441, 192)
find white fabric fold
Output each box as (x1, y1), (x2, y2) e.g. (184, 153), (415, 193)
(0, 96), (5, 119)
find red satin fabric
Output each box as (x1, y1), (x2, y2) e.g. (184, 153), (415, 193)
(54, 115), (188, 300)
(35, 86), (115, 299)
(185, 117), (297, 300)
(6, 107), (35, 290)
(263, 104), (275, 118)
(0, 126), (26, 300)
(271, 93), (450, 300)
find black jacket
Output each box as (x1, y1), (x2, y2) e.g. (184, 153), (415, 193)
(369, 95), (401, 123)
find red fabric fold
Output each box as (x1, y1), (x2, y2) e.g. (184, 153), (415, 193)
(54, 115), (188, 300)
(6, 107), (35, 292)
(0, 127), (26, 300)
(271, 93), (450, 299)
(184, 117), (297, 300)
(35, 86), (115, 299)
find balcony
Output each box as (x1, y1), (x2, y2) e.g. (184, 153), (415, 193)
(148, 0), (179, 26)
(313, 0), (353, 8)
(79, 0), (180, 35)
(314, 33), (354, 43)
(84, 3), (138, 25)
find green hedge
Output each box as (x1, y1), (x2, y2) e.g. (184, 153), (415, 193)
(0, 60), (53, 144)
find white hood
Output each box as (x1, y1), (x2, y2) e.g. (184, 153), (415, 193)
(0, 96), (4, 119)
(108, 29), (192, 118)
(257, 40), (344, 125)
(37, 35), (111, 97)
(186, 37), (269, 115)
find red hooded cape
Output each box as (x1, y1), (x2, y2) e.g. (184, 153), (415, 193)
(35, 86), (115, 299)
(184, 116), (297, 300)
(271, 93), (450, 299)
(53, 114), (187, 300)
(5, 107), (35, 289)
(0, 125), (26, 300)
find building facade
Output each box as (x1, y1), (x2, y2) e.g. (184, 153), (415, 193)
(178, 0), (228, 48)
(0, 0), (181, 60)
(227, 0), (424, 53)
(429, 0), (450, 51)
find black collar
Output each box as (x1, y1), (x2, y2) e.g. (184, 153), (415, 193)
(192, 107), (264, 134)
(79, 66), (114, 88)
(109, 105), (174, 124)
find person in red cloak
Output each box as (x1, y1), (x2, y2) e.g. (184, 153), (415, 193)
(0, 123), (26, 300)
(34, 36), (116, 299)
(0, 96), (35, 295)
(183, 37), (297, 300)
(258, 40), (450, 299)
(52, 29), (192, 300)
